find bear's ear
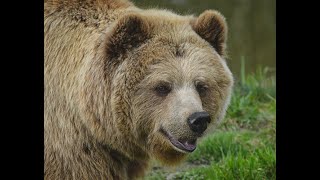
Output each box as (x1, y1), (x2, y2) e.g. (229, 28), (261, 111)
(191, 10), (228, 57)
(105, 13), (151, 59)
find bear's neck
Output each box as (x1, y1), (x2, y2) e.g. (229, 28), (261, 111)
(102, 143), (150, 179)
(44, 96), (150, 179)
(45, 128), (150, 179)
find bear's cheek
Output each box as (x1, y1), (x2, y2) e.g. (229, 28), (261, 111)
(201, 89), (224, 116)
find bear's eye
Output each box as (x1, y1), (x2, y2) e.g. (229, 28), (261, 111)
(196, 83), (208, 96)
(154, 84), (171, 97)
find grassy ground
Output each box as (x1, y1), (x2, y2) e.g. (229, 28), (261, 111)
(144, 65), (276, 180)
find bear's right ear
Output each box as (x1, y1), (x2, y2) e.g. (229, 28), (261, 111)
(105, 14), (151, 59)
(191, 10), (228, 57)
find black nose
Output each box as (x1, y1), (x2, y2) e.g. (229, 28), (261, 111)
(187, 112), (211, 134)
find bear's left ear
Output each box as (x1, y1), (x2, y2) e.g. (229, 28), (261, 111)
(105, 13), (151, 59)
(191, 10), (228, 57)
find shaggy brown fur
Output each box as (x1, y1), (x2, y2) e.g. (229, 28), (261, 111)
(44, 0), (233, 179)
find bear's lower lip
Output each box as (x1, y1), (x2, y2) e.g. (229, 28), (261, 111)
(159, 128), (197, 153)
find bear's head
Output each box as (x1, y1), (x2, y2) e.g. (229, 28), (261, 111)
(82, 9), (233, 165)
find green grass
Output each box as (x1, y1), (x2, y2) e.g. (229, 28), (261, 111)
(145, 64), (276, 180)
(174, 146), (276, 180)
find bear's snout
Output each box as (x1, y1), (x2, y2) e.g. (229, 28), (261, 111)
(187, 111), (211, 135)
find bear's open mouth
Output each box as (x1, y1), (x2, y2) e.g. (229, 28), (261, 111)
(159, 127), (197, 153)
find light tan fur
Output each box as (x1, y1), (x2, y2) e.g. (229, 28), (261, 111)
(44, 0), (233, 179)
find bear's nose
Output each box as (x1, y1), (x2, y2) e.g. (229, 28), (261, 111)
(187, 112), (211, 135)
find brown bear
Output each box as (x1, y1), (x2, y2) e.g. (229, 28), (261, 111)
(44, 0), (233, 179)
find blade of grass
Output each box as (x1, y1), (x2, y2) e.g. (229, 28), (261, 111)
(241, 56), (246, 86)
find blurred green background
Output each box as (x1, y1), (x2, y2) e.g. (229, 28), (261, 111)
(132, 0), (276, 77)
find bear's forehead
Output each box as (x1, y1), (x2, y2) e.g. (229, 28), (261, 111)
(147, 26), (218, 58)
(142, 39), (220, 65)
(146, 46), (224, 78)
